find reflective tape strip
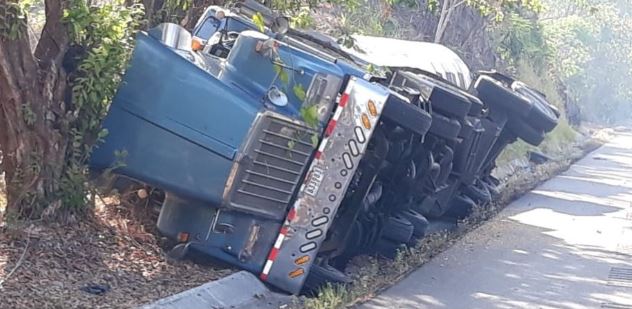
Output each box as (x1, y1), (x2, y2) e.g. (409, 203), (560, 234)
(260, 225), (290, 280)
(339, 93), (349, 107)
(338, 79), (355, 108)
(286, 208), (297, 222)
(332, 107), (343, 121)
(273, 233), (285, 249)
(268, 247), (280, 261)
(260, 78), (357, 282)
(260, 260), (274, 280)
(314, 136), (329, 159)
(325, 119), (337, 136)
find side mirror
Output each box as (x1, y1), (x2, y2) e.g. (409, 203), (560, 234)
(271, 16), (289, 35)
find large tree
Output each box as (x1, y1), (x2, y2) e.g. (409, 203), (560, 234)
(0, 0), (141, 220)
(0, 0), (70, 219)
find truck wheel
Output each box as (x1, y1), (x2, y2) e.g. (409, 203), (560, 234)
(380, 215), (414, 244)
(505, 119), (546, 146)
(375, 238), (404, 259)
(474, 75), (532, 115)
(429, 86), (471, 119)
(400, 209), (429, 238)
(436, 146), (454, 186)
(462, 180), (491, 204)
(382, 93), (432, 136)
(428, 113), (461, 141)
(512, 82), (559, 132)
(303, 263), (351, 292)
(445, 194), (477, 219)
(468, 96), (485, 117)
(482, 179), (500, 199)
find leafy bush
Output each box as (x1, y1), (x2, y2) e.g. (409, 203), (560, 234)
(59, 0), (143, 210)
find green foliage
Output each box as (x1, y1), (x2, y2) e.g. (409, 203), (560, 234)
(158, 0), (190, 24)
(293, 83), (307, 101)
(339, 6), (385, 37)
(469, 0), (544, 21)
(496, 12), (549, 71)
(0, 0), (31, 39)
(427, 0), (439, 12)
(385, 0), (417, 7)
(290, 8), (314, 29)
(304, 283), (349, 309)
(541, 0), (632, 123)
(296, 103), (320, 148)
(300, 105), (320, 128)
(252, 12), (265, 32)
(59, 0), (143, 210)
(273, 63), (290, 84)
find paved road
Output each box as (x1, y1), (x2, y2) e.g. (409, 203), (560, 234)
(361, 133), (632, 309)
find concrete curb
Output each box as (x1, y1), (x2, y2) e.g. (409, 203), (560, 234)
(139, 271), (292, 309)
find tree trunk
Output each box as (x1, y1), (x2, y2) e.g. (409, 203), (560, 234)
(434, 0), (451, 43)
(0, 0), (69, 220)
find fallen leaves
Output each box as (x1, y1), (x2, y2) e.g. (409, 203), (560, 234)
(0, 197), (235, 309)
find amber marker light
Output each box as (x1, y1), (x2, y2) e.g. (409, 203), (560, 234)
(191, 37), (203, 51)
(367, 99), (378, 116)
(294, 255), (310, 266)
(289, 268), (305, 278)
(177, 232), (190, 243)
(361, 113), (371, 129)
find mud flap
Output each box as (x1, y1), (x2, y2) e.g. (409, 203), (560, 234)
(259, 77), (390, 294)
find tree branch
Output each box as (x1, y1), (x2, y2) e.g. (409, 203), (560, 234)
(34, 0), (70, 70)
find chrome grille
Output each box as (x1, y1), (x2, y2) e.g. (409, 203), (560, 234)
(230, 115), (316, 219)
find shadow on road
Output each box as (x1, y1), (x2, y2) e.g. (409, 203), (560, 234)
(361, 134), (632, 309)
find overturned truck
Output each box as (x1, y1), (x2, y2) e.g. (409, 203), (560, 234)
(90, 1), (560, 294)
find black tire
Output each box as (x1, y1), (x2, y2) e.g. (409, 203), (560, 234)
(475, 75), (532, 115)
(428, 113), (461, 140)
(462, 180), (492, 204)
(512, 82), (559, 132)
(400, 209), (429, 238)
(458, 118), (474, 140)
(505, 119), (546, 146)
(550, 104), (561, 118)
(445, 194), (477, 219)
(380, 215), (414, 244)
(436, 147), (454, 186)
(429, 85), (471, 119)
(303, 263), (351, 292)
(482, 179), (500, 199)
(383, 92), (432, 136)
(374, 238), (404, 259)
(468, 96), (485, 117)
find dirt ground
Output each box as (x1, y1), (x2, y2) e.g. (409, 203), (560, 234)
(0, 194), (235, 309)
